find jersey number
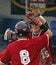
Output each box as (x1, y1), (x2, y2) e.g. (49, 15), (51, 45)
(41, 48), (50, 59)
(20, 50), (30, 65)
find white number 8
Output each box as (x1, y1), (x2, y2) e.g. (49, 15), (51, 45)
(19, 50), (30, 65)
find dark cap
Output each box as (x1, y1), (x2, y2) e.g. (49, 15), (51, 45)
(15, 21), (30, 37)
(15, 21), (28, 31)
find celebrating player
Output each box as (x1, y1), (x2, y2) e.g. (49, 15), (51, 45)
(26, 8), (53, 65)
(0, 21), (52, 65)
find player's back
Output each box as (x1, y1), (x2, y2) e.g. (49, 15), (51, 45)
(1, 34), (48, 65)
(9, 39), (41, 65)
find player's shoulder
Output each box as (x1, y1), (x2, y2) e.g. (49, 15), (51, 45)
(38, 34), (48, 41)
(31, 34), (47, 42)
(7, 40), (18, 48)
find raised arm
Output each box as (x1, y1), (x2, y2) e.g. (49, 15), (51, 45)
(26, 11), (52, 38)
(37, 21), (52, 38)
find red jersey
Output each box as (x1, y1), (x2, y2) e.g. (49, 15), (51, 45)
(0, 34), (49, 65)
(0, 51), (5, 58)
(29, 31), (52, 65)
(0, 51), (5, 61)
(0, 53), (2, 58)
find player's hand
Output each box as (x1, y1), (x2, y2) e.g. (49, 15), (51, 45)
(26, 11), (42, 26)
(26, 11), (35, 20)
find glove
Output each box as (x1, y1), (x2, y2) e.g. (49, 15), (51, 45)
(26, 11), (35, 20)
(4, 28), (10, 40)
(26, 11), (41, 25)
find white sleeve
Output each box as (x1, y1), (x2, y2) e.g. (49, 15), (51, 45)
(39, 15), (44, 19)
(39, 15), (46, 22)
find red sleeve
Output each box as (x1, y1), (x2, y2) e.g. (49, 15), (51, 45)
(31, 34), (49, 51)
(0, 51), (5, 58)
(49, 38), (53, 58)
(1, 45), (11, 63)
(0, 52), (2, 58)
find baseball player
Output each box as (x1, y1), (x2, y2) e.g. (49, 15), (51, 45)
(26, 9), (53, 65)
(0, 21), (52, 65)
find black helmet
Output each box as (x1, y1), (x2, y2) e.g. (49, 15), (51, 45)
(15, 21), (30, 37)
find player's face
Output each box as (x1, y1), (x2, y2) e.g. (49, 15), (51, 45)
(31, 24), (40, 33)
